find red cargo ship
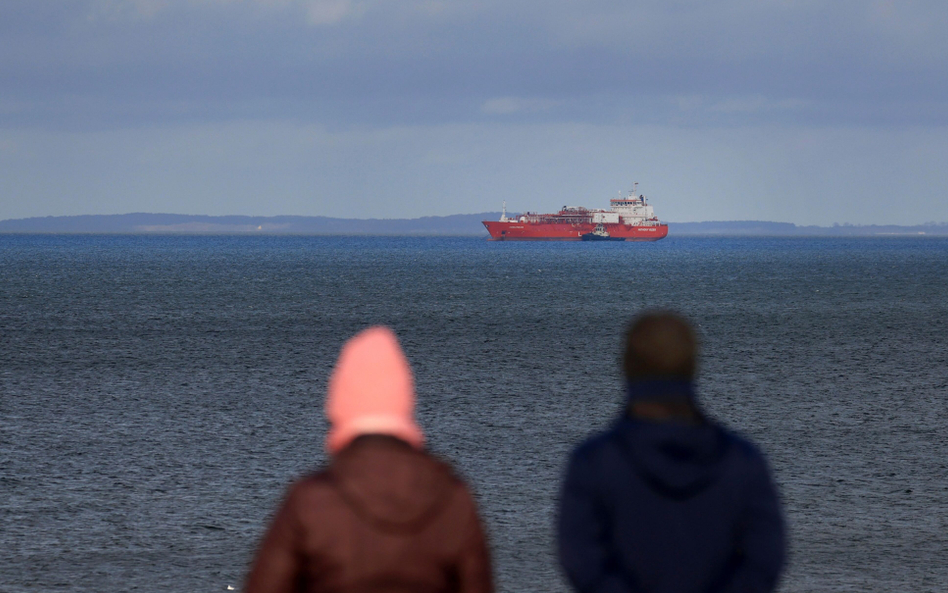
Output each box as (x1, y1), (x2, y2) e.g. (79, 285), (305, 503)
(483, 183), (669, 241)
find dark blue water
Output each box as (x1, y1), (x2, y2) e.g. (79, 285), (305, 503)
(2, 235), (946, 592)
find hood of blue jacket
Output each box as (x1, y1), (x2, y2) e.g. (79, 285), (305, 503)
(616, 417), (731, 499)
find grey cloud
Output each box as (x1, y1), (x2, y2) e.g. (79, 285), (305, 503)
(1, 0), (946, 129)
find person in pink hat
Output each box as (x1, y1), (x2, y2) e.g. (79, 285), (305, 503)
(245, 326), (493, 593)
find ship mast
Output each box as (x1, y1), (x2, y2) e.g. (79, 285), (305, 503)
(500, 200), (508, 222)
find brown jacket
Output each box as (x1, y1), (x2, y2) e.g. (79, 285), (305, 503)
(245, 436), (493, 593)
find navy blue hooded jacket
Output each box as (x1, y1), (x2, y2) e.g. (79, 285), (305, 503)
(557, 406), (786, 593)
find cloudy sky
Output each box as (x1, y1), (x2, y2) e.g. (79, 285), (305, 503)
(1, 0), (946, 224)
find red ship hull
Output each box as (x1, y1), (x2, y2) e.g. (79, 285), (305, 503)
(483, 221), (668, 241)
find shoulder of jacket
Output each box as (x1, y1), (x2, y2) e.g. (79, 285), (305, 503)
(412, 449), (471, 485)
(436, 460), (478, 504)
(420, 454), (484, 514)
(282, 471), (337, 500)
(714, 425), (769, 472)
(571, 425), (625, 461)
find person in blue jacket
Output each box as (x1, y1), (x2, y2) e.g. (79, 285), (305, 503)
(557, 311), (786, 593)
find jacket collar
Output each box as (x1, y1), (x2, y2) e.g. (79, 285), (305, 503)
(626, 379), (696, 402)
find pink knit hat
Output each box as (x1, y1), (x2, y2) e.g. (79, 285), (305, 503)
(325, 326), (424, 454)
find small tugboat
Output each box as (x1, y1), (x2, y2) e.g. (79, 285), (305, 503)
(581, 223), (624, 241)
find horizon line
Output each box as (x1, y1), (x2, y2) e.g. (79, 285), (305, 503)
(2, 212), (947, 228)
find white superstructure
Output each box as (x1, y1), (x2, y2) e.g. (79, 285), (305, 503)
(500, 182), (662, 227)
(609, 182), (658, 225)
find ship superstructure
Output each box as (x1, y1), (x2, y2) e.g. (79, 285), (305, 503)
(483, 183), (669, 241)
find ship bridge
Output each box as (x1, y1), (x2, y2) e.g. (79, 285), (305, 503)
(610, 185), (656, 223)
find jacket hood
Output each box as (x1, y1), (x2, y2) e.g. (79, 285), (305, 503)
(330, 436), (454, 532)
(617, 417), (730, 499)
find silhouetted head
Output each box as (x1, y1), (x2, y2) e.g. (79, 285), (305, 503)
(623, 311), (698, 381)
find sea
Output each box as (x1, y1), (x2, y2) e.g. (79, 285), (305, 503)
(1, 235), (946, 593)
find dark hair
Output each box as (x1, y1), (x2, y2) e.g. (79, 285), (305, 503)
(623, 311), (698, 380)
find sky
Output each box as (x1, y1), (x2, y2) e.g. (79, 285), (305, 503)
(1, 0), (946, 225)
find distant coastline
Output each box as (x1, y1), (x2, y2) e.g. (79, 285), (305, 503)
(1, 213), (946, 236)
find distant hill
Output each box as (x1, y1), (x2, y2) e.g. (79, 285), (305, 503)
(0, 213), (502, 235)
(1, 213), (946, 236)
(669, 221), (948, 236)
